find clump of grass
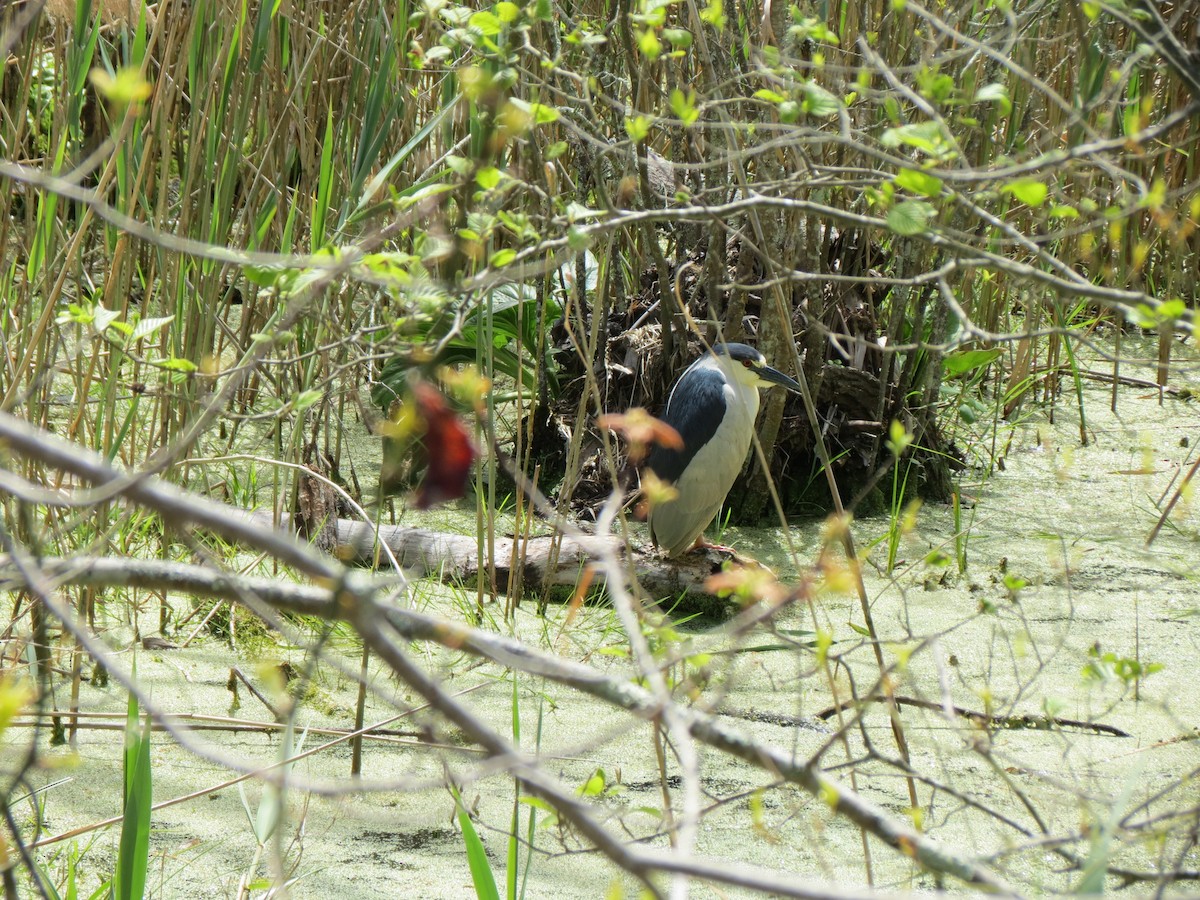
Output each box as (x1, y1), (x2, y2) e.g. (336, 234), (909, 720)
(113, 667), (152, 900)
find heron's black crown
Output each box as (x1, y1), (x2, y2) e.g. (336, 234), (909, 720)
(712, 342), (762, 363)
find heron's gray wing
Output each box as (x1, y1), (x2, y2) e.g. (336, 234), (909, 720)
(644, 365), (726, 484)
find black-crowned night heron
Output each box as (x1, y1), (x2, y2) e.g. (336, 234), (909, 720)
(644, 342), (803, 557)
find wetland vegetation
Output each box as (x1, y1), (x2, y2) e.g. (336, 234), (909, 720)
(1, 0), (1200, 897)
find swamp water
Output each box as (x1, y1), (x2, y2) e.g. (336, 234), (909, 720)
(8, 372), (1200, 898)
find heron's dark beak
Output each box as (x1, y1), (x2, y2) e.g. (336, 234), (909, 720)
(756, 364), (802, 393)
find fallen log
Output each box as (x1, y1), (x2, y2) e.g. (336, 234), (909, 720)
(257, 512), (738, 616)
(333, 518), (740, 616)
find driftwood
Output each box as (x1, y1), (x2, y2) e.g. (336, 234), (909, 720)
(254, 512), (738, 615)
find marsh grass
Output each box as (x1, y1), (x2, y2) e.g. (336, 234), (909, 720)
(112, 677), (152, 900)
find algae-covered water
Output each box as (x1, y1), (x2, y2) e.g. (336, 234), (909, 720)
(8, 360), (1200, 898)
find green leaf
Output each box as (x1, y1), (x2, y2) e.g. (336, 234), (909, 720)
(699, 0), (726, 28)
(0, 678), (32, 737)
(886, 200), (934, 235)
(917, 68), (956, 104)
(446, 156), (472, 177)
(880, 121), (950, 157)
(1127, 298), (1187, 330)
(894, 168), (943, 198)
(789, 16), (840, 45)
(753, 88), (786, 103)
(624, 115), (651, 143)
(91, 305), (123, 335)
(489, 248), (517, 267)
(518, 796), (555, 814)
(158, 357), (197, 373)
(130, 315), (175, 343)
(55, 303), (93, 327)
(925, 549), (951, 567)
(886, 419), (914, 456)
(567, 226), (592, 251)
(248, 0), (275, 73)
(244, 265), (289, 287)
(670, 88), (700, 126)
(565, 202), (600, 222)
(469, 10), (502, 35)
(1143, 176), (1167, 211)
(577, 769), (607, 797)
(312, 105), (335, 250)
(293, 389), (324, 412)
(89, 66), (152, 106)
(453, 789), (501, 900)
(943, 347), (1002, 378)
(503, 98), (559, 130)
(1004, 179), (1048, 208)
(528, 102), (559, 125)
(662, 27), (692, 49)
(973, 82), (1012, 114)
(1003, 574), (1028, 593)
(801, 80), (840, 117)
(475, 166), (502, 190)
(637, 28), (661, 60)
(113, 674), (152, 900)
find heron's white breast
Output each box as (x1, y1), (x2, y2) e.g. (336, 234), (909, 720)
(649, 363), (763, 553)
(675, 375), (760, 496)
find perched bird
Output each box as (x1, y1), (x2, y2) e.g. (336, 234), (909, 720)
(644, 342), (803, 557)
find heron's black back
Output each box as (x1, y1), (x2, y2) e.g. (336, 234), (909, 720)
(644, 363), (727, 484)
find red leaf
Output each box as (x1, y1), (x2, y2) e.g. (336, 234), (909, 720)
(411, 381), (478, 509)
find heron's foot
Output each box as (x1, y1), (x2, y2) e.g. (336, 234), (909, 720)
(690, 538), (781, 576)
(692, 537), (749, 562)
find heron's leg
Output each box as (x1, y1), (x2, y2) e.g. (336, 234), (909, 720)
(692, 538), (772, 571)
(691, 536), (740, 556)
